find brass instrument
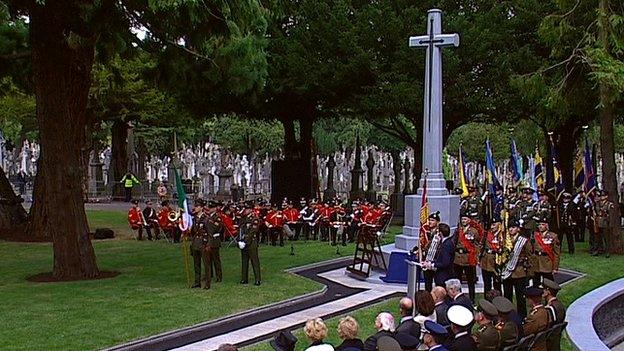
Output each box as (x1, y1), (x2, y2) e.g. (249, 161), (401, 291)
(168, 209), (180, 223)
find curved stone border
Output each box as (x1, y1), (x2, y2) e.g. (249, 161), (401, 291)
(567, 277), (624, 351)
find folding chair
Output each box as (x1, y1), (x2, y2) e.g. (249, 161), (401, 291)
(514, 334), (535, 351)
(528, 330), (550, 350)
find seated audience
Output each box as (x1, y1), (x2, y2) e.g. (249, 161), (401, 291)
(304, 318), (334, 351)
(335, 316), (364, 351)
(422, 320), (449, 351)
(395, 297), (421, 338)
(444, 305), (477, 351)
(413, 291), (436, 328)
(445, 279), (473, 311)
(363, 312), (395, 351)
(431, 287), (449, 327)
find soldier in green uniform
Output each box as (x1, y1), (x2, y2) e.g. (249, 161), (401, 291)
(473, 299), (500, 351)
(501, 219), (533, 317)
(480, 216), (502, 293)
(513, 187), (537, 231)
(493, 296), (519, 348)
(205, 201), (224, 287)
(534, 190), (553, 227)
(461, 186), (483, 223)
(542, 278), (566, 351)
(594, 190), (615, 257)
(454, 210), (481, 302)
(190, 199), (209, 289)
(533, 216), (560, 288)
(239, 217), (262, 286)
(523, 287), (550, 351)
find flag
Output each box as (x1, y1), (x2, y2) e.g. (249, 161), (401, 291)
(534, 145), (544, 190)
(174, 167), (193, 231)
(485, 139), (501, 194)
(574, 148), (585, 191)
(510, 139), (523, 182)
(529, 155), (539, 201)
(548, 135), (564, 199)
(584, 137), (596, 196)
(459, 144), (469, 197)
(419, 174), (429, 249)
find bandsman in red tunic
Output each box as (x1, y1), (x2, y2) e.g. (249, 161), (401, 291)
(283, 201), (301, 240)
(157, 200), (178, 242)
(481, 216), (503, 293)
(265, 203), (285, 246)
(128, 199), (146, 240)
(532, 216), (560, 287)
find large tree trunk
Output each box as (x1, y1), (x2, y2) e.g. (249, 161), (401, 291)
(598, 0), (623, 254)
(31, 3), (99, 278)
(0, 166), (28, 229)
(110, 120), (129, 200)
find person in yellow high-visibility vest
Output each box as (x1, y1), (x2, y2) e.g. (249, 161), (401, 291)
(120, 172), (140, 202)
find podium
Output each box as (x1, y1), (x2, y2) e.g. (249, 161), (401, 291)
(406, 260), (423, 302)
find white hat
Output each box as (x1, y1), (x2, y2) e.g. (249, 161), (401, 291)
(447, 305), (474, 327)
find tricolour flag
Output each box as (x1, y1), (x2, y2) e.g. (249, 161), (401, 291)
(459, 144), (469, 197)
(174, 167), (193, 231)
(574, 148), (585, 191)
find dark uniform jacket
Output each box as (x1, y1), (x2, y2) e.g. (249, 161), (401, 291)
(432, 236), (456, 286)
(496, 320), (518, 348)
(445, 331), (477, 351)
(363, 330), (394, 351)
(455, 226), (481, 266)
(435, 301), (450, 326)
(204, 212), (223, 248)
(395, 316), (421, 339)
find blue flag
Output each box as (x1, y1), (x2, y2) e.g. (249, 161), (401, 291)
(485, 139), (501, 194)
(510, 139), (523, 182)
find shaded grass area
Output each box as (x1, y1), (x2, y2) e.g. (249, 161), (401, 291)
(86, 209), (134, 239)
(244, 241), (624, 351)
(0, 213), (401, 351)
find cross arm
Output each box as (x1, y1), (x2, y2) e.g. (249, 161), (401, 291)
(408, 33), (460, 48)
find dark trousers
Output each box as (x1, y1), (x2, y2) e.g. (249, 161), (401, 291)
(533, 272), (553, 288)
(206, 247), (222, 283)
(291, 223), (302, 240)
(596, 227), (610, 254)
(424, 270), (435, 292)
(503, 277), (527, 317)
(558, 227), (575, 254)
(482, 269), (501, 294)
(330, 226), (347, 246)
(454, 264), (476, 302)
(320, 225), (329, 241)
(191, 247), (209, 287)
(241, 246), (261, 283)
(347, 224), (359, 242)
(143, 222), (160, 240)
(124, 187), (132, 202)
(173, 227), (181, 243)
(268, 228), (283, 246)
(575, 220), (586, 242)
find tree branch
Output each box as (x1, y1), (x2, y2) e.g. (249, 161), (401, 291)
(0, 51), (30, 60)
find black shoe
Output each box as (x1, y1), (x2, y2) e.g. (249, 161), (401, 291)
(240, 280), (248, 284)
(254, 281), (261, 286)
(203, 286), (210, 290)
(191, 283), (201, 288)
(216, 278), (222, 282)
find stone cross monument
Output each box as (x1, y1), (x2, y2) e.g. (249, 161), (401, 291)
(394, 9), (461, 251)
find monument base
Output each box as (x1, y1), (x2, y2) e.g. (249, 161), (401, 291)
(395, 190), (460, 251)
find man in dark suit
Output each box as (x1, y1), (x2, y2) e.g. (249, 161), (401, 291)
(422, 223), (455, 288)
(444, 305), (477, 351)
(363, 312), (395, 351)
(432, 286), (450, 326)
(445, 278), (473, 311)
(395, 297), (420, 350)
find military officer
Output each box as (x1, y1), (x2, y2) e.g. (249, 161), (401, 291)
(542, 278), (566, 351)
(190, 199), (210, 289)
(523, 287), (550, 351)
(461, 186), (483, 222)
(501, 219), (532, 317)
(445, 304), (477, 351)
(534, 190), (553, 227)
(239, 217), (262, 286)
(593, 190), (615, 257)
(558, 192), (578, 254)
(513, 187), (537, 233)
(493, 296), (519, 348)
(493, 185), (505, 221)
(473, 300), (500, 351)
(480, 216), (502, 293)
(454, 210), (481, 302)
(205, 201), (224, 287)
(533, 216), (560, 287)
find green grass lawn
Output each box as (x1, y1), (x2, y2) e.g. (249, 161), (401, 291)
(86, 209), (134, 239)
(0, 211), (402, 351)
(243, 241), (624, 351)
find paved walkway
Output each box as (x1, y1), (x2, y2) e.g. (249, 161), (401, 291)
(170, 266), (582, 351)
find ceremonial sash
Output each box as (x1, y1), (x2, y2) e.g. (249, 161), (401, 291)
(535, 232), (556, 269)
(487, 231), (500, 252)
(458, 227), (478, 266)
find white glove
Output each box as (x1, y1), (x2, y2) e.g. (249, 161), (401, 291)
(238, 241), (246, 250)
